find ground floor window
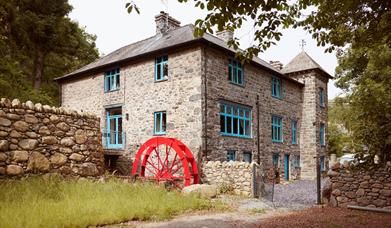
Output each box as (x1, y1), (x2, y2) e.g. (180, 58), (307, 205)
(154, 111), (166, 135)
(320, 155), (325, 171)
(243, 151), (252, 163)
(272, 153), (279, 167)
(227, 150), (236, 161)
(104, 107), (123, 149)
(293, 155), (300, 168)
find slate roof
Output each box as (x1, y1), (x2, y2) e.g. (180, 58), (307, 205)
(55, 24), (301, 84)
(282, 51), (333, 78)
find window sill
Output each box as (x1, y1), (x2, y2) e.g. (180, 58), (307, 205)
(272, 140), (283, 143)
(229, 81), (245, 87)
(155, 78), (168, 83)
(221, 133), (252, 139)
(272, 95), (283, 100)
(154, 132), (166, 136)
(104, 88), (120, 93)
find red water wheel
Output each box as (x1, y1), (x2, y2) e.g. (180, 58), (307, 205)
(131, 137), (199, 189)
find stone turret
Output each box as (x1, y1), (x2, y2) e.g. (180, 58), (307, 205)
(283, 51), (333, 180)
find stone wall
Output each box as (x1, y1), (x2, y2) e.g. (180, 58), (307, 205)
(327, 163), (391, 209)
(0, 98), (104, 178)
(203, 161), (261, 197)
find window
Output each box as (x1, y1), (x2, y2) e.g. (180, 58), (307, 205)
(293, 155), (300, 168)
(227, 150), (236, 161)
(291, 120), (297, 144)
(220, 103), (251, 138)
(154, 111), (166, 135)
(228, 58), (244, 85)
(104, 108), (123, 149)
(319, 88), (325, 107)
(271, 76), (282, 99)
(320, 155), (325, 171)
(155, 55), (168, 81)
(320, 123), (325, 146)
(104, 68), (120, 92)
(272, 115), (283, 142)
(272, 153), (279, 167)
(243, 152), (252, 163)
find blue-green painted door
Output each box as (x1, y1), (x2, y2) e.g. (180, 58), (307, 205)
(284, 154), (289, 180)
(106, 111), (123, 149)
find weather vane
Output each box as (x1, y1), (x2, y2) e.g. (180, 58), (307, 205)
(300, 39), (307, 51)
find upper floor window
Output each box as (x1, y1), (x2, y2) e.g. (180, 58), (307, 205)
(220, 102), (251, 138)
(227, 150), (236, 161)
(104, 68), (120, 92)
(272, 115), (283, 142)
(155, 55), (168, 81)
(291, 120), (297, 144)
(228, 58), (244, 85)
(154, 111), (166, 135)
(319, 87), (325, 107)
(272, 76), (282, 99)
(243, 151), (252, 163)
(320, 123), (325, 146)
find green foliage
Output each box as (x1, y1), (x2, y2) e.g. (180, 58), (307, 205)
(335, 43), (391, 164)
(0, 0), (99, 105)
(0, 177), (213, 228)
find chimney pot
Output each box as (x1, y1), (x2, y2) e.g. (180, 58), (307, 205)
(155, 11), (181, 35)
(269, 61), (283, 70)
(216, 29), (234, 43)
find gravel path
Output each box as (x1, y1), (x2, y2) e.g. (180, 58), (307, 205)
(261, 180), (324, 210)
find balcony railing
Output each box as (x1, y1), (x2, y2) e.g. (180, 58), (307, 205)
(102, 129), (125, 150)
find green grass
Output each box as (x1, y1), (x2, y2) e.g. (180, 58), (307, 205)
(0, 177), (213, 228)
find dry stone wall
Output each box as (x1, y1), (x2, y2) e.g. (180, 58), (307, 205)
(0, 98), (104, 178)
(327, 163), (391, 209)
(203, 161), (258, 197)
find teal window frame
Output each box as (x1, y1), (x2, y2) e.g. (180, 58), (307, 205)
(319, 87), (325, 107)
(220, 102), (252, 138)
(243, 151), (252, 163)
(104, 68), (120, 92)
(320, 123), (325, 146)
(293, 155), (300, 168)
(291, 120), (297, 144)
(271, 76), (282, 99)
(320, 155), (325, 171)
(272, 153), (279, 167)
(105, 109), (123, 149)
(155, 55), (168, 81)
(228, 58), (244, 85)
(227, 150), (236, 161)
(154, 111), (166, 135)
(272, 115), (283, 142)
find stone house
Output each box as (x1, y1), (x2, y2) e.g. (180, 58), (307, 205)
(54, 12), (332, 180)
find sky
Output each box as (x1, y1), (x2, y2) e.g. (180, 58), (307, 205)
(68, 0), (342, 99)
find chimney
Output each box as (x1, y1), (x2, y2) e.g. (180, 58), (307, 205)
(216, 29), (234, 43)
(269, 61), (283, 70)
(155, 11), (181, 35)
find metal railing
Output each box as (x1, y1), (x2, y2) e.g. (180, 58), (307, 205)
(102, 129), (125, 150)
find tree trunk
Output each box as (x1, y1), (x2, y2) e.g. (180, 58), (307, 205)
(33, 49), (44, 90)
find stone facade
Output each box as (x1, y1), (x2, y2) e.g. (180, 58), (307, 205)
(0, 98), (104, 178)
(58, 13), (330, 180)
(327, 163), (391, 209)
(203, 161), (258, 196)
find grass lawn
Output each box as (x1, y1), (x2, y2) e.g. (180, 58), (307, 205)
(0, 177), (214, 228)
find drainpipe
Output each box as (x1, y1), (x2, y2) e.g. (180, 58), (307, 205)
(256, 94), (260, 164)
(202, 44), (209, 161)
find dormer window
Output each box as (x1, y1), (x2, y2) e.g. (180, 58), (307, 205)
(155, 55), (168, 81)
(104, 68), (120, 92)
(228, 58), (244, 85)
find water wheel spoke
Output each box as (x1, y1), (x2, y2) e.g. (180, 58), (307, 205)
(153, 147), (165, 170)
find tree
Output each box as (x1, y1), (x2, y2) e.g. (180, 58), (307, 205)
(0, 0), (99, 105)
(127, 0), (391, 59)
